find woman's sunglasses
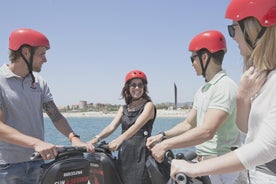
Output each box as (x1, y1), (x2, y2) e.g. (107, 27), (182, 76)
(129, 82), (144, 89)
(227, 24), (238, 38)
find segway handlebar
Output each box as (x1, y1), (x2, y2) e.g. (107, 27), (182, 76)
(94, 141), (110, 152)
(172, 152), (197, 184)
(173, 151), (212, 184)
(30, 146), (87, 160)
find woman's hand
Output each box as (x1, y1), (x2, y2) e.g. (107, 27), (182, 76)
(238, 66), (267, 100)
(109, 138), (122, 151)
(87, 138), (99, 146)
(72, 138), (95, 153)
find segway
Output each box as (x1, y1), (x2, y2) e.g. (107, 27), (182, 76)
(86, 141), (123, 184)
(31, 146), (91, 184)
(146, 150), (174, 184)
(86, 141), (174, 184)
(145, 146), (211, 184)
(30, 142), (123, 184)
(31, 142), (211, 184)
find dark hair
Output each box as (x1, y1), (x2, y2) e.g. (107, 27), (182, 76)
(121, 78), (151, 104)
(198, 49), (225, 65)
(9, 45), (35, 63)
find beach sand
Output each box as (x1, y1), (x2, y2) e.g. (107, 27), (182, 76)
(44, 109), (190, 118)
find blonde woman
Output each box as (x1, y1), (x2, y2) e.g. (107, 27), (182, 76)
(170, 0), (276, 183)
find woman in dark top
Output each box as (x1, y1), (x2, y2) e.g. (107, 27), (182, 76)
(88, 70), (156, 184)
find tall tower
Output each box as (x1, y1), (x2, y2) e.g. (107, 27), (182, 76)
(174, 83), (177, 109)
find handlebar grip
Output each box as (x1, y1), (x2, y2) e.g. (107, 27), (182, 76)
(175, 173), (188, 184)
(165, 150), (175, 161)
(30, 152), (40, 160)
(30, 146), (87, 160)
(56, 146), (87, 153)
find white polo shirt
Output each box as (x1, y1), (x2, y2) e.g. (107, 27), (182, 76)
(193, 70), (241, 156)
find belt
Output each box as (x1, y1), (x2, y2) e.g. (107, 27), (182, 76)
(197, 155), (217, 162)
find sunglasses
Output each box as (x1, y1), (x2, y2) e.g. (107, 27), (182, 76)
(190, 54), (198, 63)
(129, 82), (144, 89)
(227, 24), (238, 38)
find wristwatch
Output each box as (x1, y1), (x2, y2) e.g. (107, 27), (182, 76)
(159, 131), (166, 141)
(68, 132), (80, 142)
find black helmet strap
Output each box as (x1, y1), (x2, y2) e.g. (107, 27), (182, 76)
(20, 47), (35, 84)
(198, 52), (211, 82)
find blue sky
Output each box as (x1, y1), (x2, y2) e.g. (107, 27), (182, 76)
(0, 0), (243, 106)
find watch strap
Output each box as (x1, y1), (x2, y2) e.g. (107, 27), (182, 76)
(68, 132), (80, 142)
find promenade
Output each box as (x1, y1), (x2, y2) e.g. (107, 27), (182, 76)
(45, 109), (190, 118)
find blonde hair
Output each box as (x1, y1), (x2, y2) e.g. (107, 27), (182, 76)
(243, 17), (276, 71)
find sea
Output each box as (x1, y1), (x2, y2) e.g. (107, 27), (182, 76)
(44, 116), (195, 155)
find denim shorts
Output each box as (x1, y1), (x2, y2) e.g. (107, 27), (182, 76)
(0, 160), (44, 184)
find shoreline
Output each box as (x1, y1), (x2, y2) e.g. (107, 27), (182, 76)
(44, 109), (189, 118)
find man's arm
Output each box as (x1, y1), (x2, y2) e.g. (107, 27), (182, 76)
(43, 101), (94, 152)
(146, 108), (196, 149)
(0, 108), (57, 160)
(43, 101), (74, 138)
(163, 108), (229, 150)
(151, 108), (229, 162)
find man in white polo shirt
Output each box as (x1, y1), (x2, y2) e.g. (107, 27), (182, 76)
(147, 30), (241, 184)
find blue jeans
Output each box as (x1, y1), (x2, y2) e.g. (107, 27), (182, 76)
(249, 169), (276, 184)
(209, 171), (240, 184)
(0, 160), (44, 184)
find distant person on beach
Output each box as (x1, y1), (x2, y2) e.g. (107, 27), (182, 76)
(87, 70), (156, 184)
(146, 30), (241, 184)
(170, 0), (276, 183)
(0, 28), (94, 183)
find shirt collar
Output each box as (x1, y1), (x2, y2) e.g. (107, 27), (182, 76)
(202, 70), (226, 92)
(0, 64), (33, 81)
(0, 64), (19, 78)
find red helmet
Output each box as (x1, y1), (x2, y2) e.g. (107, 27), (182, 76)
(9, 28), (50, 51)
(125, 70), (147, 84)
(188, 30), (227, 53)
(225, 0), (276, 27)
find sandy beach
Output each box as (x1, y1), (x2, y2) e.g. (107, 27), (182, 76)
(44, 109), (190, 118)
